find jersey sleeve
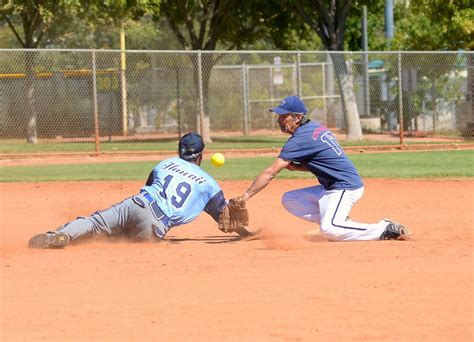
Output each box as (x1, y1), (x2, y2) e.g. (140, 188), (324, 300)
(145, 170), (155, 186)
(203, 190), (226, 223)
(279, 140), (302, 161)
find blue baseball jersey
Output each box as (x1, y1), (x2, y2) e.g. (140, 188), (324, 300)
(279, 121), (363, 190)
(141, 157), (224, 227)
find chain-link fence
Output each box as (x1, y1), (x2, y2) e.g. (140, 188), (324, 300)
(0, 49), (472, 153)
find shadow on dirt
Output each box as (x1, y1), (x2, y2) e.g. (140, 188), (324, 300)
(165, 235), (244, 244)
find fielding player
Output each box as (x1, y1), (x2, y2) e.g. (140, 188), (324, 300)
(29, 132), (249, 248)
(240, 96), (411, 241)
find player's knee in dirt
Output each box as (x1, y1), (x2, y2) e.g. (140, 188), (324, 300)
(319, 220), (337, 238)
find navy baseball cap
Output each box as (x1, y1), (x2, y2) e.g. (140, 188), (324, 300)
(270, 95), (308, 115)
(179, 132), (205, 157)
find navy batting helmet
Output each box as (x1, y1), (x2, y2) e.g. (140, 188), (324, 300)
(178, 132), (205, 160)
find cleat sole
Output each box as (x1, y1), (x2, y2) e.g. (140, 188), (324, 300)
(28, 233), (70, 249)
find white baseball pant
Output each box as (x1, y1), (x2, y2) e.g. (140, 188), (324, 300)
(282, 185), (388, 241)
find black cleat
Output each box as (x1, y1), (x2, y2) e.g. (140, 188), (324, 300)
(28, 232), (71, 249)
(380, 219), (411, 240)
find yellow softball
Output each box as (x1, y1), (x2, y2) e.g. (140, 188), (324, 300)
(211, 153), (225, 167)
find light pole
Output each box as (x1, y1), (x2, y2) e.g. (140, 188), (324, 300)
(385, 0), (394, 48)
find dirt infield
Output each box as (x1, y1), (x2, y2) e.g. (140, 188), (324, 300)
(1, 179), (473, 341)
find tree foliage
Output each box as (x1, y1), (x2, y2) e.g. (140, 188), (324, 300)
(0, 0), (80, 48)
(65, 0), (159, 48)
(345, 0), (386, 51)
(1, 0), (471, 51)
(290, 0), (353, 51)
(76, 0), (159, 29)
(343, 0), (473, 52)
(0, 0), (13, 13)
(157, 0), (277, 50)
(392, 0), (473, 50)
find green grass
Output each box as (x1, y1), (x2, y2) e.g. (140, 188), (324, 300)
(350, 150), (474, 178)
(1, 136), (288, 154)
(0, 150), (472, 182)
(1, 136), (470, 154)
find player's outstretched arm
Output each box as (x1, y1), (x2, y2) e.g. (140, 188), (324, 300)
(242, 158), (290, 201)
(203, 190), (226, 222)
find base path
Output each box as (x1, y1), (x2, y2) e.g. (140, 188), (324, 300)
(1, 179), (473, 341)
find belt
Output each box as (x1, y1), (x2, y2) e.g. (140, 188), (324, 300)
(142, 191), (154, 203)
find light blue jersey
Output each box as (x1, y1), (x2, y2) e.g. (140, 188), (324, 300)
(35, 133), (227, 244)
(141, 157), (223, 227)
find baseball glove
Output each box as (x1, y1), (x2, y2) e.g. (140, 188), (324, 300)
(218, 197), (250, 237)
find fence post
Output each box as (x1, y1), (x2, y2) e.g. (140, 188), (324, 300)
(120, 22), (128, 136)
(397, 51), (404, 146)
(269, 66), (275, 132)
(296, 51), (302, 98)
(322, 61), (327, 124)
(92, 50), (100, 155)
(197, 50), (205, 135)
(175, 67), (182, 138)
(242, 64), (249, 135)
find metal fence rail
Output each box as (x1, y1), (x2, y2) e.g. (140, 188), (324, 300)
(0, 49), (472, 153)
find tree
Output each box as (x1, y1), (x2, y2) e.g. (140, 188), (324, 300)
(77, 0), (158, 33)
(1, 0), (80, 143)
(0, 0), (12, 12)
(392, 0), (473, 51)
(1, 0), (78, 48)
(290, 0), (363, 140)
(0, 1), (159, 142)
(156, 0), (277, 142)
(345, 0), (386, 51)
(74, 1), (160, 136)
(391, 1), (472, 133)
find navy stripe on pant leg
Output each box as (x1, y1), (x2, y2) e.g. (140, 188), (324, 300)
(331, 190), (366, 231)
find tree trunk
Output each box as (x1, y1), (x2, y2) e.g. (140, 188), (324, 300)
(324, 53), (337, 127)
(201, 57), (213, 143)
(330, 53), (363, 140)
(25, 53), (38, 144)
